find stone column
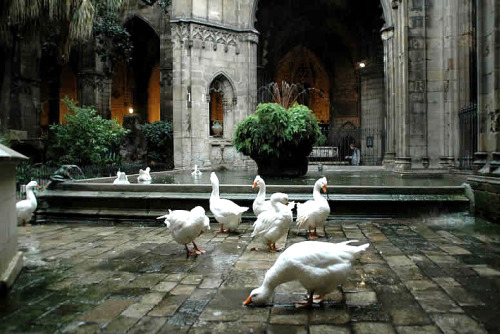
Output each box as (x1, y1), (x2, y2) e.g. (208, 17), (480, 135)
(475, 0), (500, 173)
(77, 42), (110, 118)
(171, 22), (191, 169)
(160, 12), (173, 122)
(381, 26), (396, 167)
(0, 145), (26, 293)
(394, 0), (412, 171)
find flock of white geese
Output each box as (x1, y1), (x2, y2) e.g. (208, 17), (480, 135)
(17, 168), (369, 307)
(158, 170), (369, 307)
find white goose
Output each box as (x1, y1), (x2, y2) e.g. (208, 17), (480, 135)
(251, 192), (293, 252)
(252, 175), (272, 216)
(113, 171), (130, 185)
(137, 167), (152, 184)
(210, 172), (249, 233)
(191, 165), (202, 176)
(16, 180), (40, 225)
(243, 240), (369, 306)
(296, 177), (330, 239)
(157, 206), (210, 256)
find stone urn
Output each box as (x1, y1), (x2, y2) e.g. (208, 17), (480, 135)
(211, 121), (223, 137)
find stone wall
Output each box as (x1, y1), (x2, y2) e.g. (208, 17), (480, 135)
(0, 145), (26, 292)
(170, 0), (258, 168)
(360, 67), (385, 165)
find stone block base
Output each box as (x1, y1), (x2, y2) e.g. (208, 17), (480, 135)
(0, 251), (23, 294)
(467, 176), (500, 223)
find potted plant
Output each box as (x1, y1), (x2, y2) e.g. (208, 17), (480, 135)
(211, 120), (223, 137)
(234, 102), (321, 176)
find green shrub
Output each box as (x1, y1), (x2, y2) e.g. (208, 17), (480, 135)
(47, 98), (129, 166)
(142, 121), (173, 163)
(0, 133), (10, 147)
(234, 102), (321, 159)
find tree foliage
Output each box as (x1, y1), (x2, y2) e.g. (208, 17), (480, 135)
(234, 103), (321, 159)
(142, 121), (173, 163)
(47, 98), (129, 166)
(0, 0), (167, 63)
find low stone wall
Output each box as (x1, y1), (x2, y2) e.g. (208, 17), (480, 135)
(467, 176), (500, 223)
(36, 181), (470, 225)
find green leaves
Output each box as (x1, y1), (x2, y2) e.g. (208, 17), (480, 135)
(47, 97), (129, 166)
(234, 103), (321, 159)
(142, 121), (173, 163)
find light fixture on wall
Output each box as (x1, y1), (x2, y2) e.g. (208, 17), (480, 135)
(358, 61), (367, 69)
(129, 107), (134, 114)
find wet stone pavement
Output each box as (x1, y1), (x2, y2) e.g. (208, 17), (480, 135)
(1, 214), (500, 333)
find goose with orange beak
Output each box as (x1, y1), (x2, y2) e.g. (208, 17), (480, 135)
(252, 175), (272, 216)
(250, 192), (293, 252)
(243, 240), (369, 307)
(296, 177), (330, 239)
(16, 180), (40, 225)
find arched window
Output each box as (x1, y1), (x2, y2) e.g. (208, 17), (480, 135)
(208, 74), (236, 138)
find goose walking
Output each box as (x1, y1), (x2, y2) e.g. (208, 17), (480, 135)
(16, 181), (40, 225)
(157, 206), (210, 256)
(210, 172), (249, 233)
(250, 192), (293, 252)
(252, 175), (272, 216)
(296, 177), (330, 239)
(243, 240), (369, 307)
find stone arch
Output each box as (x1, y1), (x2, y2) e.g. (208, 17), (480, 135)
(207, 73), (237, 139)
(122, 14), (160, 37)
(249, 0), (393, 29)
(111, 15), (160, 124)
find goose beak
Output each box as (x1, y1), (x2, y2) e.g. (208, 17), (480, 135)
(322, 185), (327, 193)
(252, 182), (257, 189)
(243, 296), (253, 305)
(36, 185), (41, 188)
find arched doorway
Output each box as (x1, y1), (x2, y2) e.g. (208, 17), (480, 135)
(111, 16), (160, 125)
(255, 0), (385, 165)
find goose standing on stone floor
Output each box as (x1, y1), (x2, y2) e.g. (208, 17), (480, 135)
(296, 177), (330, 239)
(157, 206), (210, 256)
(252, 175), (272, 216)
(250, 192), (294, 252)
(243, 240), (369, 307)
(16, 180), (40, 225)
(210, 172), (249, 233)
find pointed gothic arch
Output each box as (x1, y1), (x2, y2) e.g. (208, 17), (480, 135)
(207, 73), (237, 138)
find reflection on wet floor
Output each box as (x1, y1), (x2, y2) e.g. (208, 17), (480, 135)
(1, 213), (499, 333)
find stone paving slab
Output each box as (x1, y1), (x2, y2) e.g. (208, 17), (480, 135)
(0, 214), (499, 333)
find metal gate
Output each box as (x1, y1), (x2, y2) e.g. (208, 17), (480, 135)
(313, 124), (385, 166)
(459, 104), (477, 170)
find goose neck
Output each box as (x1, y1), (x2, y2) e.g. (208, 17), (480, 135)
(211, 181), (220, 199)
(26, 187), (37, 205)
(313, 183), (324, 201)
(256, 184), (266, 199)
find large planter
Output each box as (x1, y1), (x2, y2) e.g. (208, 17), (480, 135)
(253, 155), (309, 177)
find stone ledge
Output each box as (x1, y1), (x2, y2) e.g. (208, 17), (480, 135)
(0, 251), (23, 294)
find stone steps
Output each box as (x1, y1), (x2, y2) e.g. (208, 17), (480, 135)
(35, 182), (470, 225)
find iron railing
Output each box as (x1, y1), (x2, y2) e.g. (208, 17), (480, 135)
(459, 104), (478, 170)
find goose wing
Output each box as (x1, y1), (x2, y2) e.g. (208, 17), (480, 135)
(251, 210), (282, 237)
(211, 198), (248, 217)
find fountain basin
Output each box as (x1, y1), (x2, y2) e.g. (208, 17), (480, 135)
(36, 178), (470, 225)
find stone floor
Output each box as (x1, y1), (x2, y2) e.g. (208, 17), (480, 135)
(1, 213), (500, 333)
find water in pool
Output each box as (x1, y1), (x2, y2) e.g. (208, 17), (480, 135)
(153, 167), (468, 187)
